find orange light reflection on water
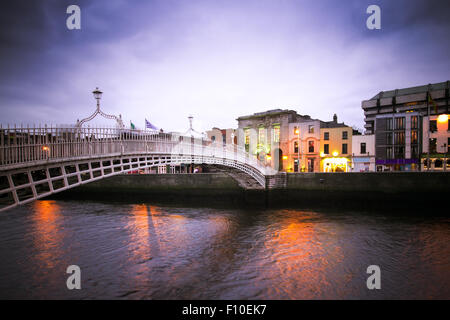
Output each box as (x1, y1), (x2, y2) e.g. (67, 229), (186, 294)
(261, 210), (345, 299)
(31, 200), (64, 270)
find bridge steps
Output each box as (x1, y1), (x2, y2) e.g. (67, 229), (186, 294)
(206, 165), (265, 190)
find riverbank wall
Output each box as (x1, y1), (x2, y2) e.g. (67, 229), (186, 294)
(51, 172), (450, 211)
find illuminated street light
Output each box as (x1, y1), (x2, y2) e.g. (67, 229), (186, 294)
(295, 127), (300, 172)
(332, 151), (339, 157)
(437, 114), (448, 123)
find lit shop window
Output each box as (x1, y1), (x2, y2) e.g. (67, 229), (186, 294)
(273, 126), (280, 143)
(258, 127), (265, 144)
(244, 129), (250, 152)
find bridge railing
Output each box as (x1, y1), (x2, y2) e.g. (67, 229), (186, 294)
(0, 125), (271, 176)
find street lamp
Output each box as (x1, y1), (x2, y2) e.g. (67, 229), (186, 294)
(295, 127), (300, 172)
(92, 87), (103, 109)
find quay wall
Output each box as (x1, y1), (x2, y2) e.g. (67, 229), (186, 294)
(268, 172), (450, 211)
(52, 172), (450, 211)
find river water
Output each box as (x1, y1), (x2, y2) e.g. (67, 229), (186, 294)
(0, 200), (448, 299)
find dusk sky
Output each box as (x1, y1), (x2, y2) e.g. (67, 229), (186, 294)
(1, 0), (449, 132)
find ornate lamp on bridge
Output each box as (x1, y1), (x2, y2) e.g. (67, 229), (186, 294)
(76, 87), (125, 129)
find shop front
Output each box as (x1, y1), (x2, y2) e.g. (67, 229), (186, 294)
(375, 158), (419, 172)
(352, 157), (374, 172)
(321, 157), (350, 172)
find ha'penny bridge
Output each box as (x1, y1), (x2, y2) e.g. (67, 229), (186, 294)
(0, 88), (282, 212)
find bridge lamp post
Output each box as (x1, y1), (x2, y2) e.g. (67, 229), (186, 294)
(42, 145), (50, 159)
(92, 87), (103, 110)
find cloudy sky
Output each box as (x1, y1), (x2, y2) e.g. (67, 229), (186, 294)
(0, 0), (449, 132)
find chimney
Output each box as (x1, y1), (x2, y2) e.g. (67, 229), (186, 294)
(333, 114), (338, 123)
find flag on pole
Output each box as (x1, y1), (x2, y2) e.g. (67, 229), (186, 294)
(130, 121), (136, 130)
(145, 119), (158, 130)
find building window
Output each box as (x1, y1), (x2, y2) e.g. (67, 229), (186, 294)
(324, 132), (329, 140)
(395, 117), (405, 130)
(429, 138), (437, 153)
(342, 131), (348, 140)
(386, 132), (393, 145)
(211, 136), (216, 142)
(294, 141), (298, 153)
(394, 132), (405, 145)
(324, 144), (329, 154)
(258, 127), (265, 144)
(394, 146), (405, 158)
(308, 125), (314, 133)
(411, 145), (419, 158)
(448, 137), (450, 153)
(244, 129), (250, 152)
(429, 120), (437, 133)
(360, 143), (366, 154)
(411, 130), (418, 144)
(386, 118), (393, 130)
(411, 116), (418, 129)
(222, 134), (226, 145)
(273, 126), (280, 143)
(387, 147), (393, 159)
(342, 143), (348, 154)
(308, 141), (314, 153)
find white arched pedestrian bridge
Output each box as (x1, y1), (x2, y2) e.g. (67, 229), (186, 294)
(0, 125), (275, 212)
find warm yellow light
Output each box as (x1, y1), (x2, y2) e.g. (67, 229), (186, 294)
(282, 155), (288, 160)
(332, 151), (339, 157)
(320, 152), (325, 157)
(323, 157), (349, 166)
(42, 146), (50, 151)
(295, 129), (299, 135)
(437, 114), (448, 123)
(266, 155), (272, 160)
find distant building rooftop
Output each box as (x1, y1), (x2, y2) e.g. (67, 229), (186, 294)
(237, 109), (296, 120)
(237, 109), (316, 122)
(320, 114), (349, 129)
(368, 80), (449, 100)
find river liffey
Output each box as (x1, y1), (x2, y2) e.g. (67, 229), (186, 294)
(0, 200), (449, 299)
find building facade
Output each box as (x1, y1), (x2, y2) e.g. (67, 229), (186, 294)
(206, 127), (237, 146)
(236, 109), (320, 172)
(319, 114), (354, 172)
(421, 114), (450, 171)
(351, 134), (375, 172)
(362, 81), (449, 171)
(373, 112), (421, 171)
(287, 120), (321, 172)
